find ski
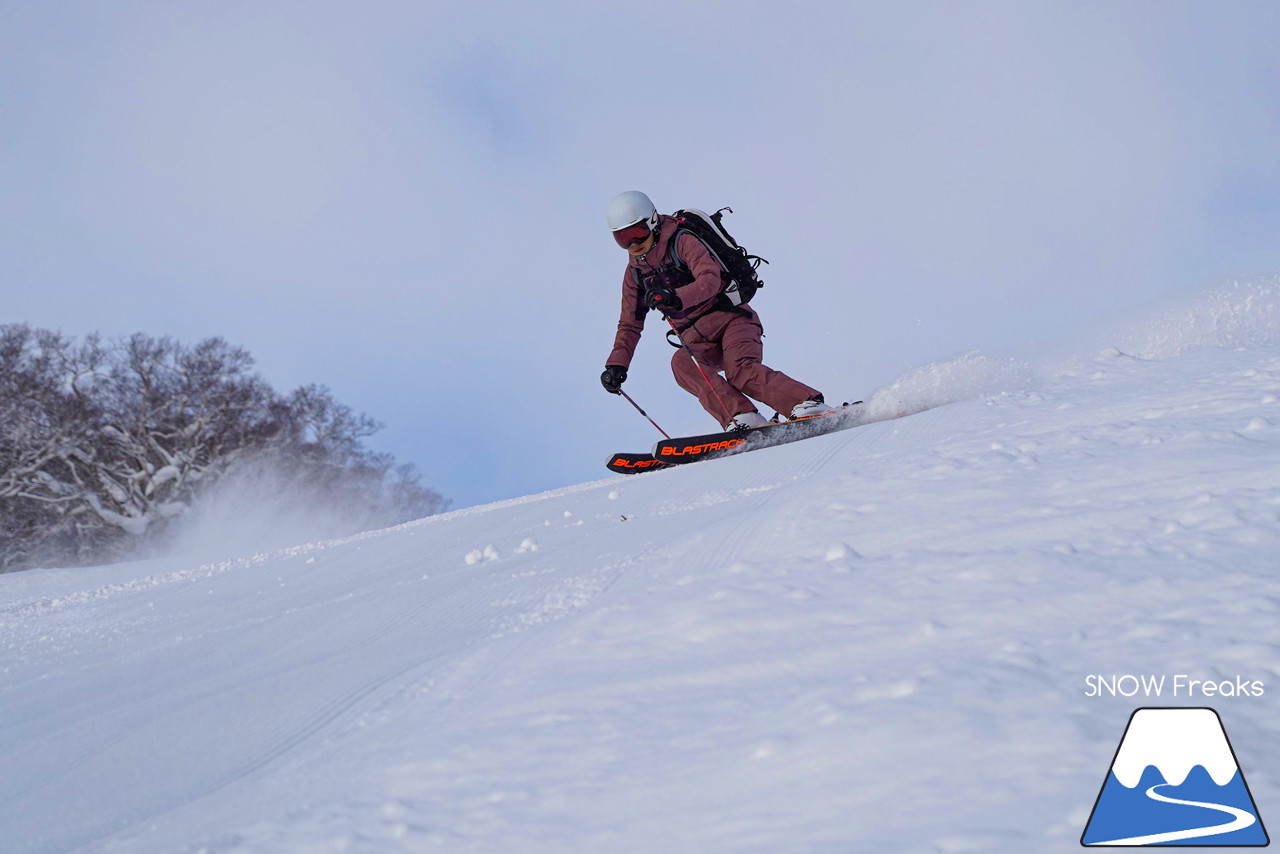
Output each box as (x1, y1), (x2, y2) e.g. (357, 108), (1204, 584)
(605, 452), (671, 475)
(606, 402), (867, 474)
(651, 402), (866, 466)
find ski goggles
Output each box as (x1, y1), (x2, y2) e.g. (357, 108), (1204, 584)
(612, 221), (652, 249)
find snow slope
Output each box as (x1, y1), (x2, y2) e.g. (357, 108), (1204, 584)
(2, 282), (1279, 854)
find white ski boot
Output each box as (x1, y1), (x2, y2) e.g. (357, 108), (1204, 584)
(789, 397), (836, 420)
(725, 411), (769, 432)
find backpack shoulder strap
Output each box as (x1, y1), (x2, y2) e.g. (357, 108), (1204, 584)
(668, 225), (724, 276)
(668, 227), (688, 270)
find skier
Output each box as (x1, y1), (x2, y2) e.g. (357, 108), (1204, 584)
(600, 190), (834, 431)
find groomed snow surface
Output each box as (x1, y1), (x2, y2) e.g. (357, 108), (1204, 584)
(3, 282), (1279, 853)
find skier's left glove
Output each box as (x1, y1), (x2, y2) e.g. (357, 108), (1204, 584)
(601, 364), (627, 395)
(645, 285), (682, 313)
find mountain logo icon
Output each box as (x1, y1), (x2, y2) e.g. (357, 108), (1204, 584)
(1082, 707), (1269, 847)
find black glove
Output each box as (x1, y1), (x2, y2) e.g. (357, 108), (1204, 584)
(644, 285), (682, 312)
(600, 364), (627, 394)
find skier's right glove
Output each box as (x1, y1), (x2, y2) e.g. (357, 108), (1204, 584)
(644, 285), (682, 313)
(600, 365), (627, 395)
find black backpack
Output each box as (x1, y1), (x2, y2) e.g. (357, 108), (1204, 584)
(668, 207), (768, 309)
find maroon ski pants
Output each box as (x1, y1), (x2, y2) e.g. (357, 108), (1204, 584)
(670, 312), (820, 427)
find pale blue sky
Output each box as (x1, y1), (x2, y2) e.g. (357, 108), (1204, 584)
(3, 1), (1279, 508)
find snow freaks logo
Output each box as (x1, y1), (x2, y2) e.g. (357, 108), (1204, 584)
(1081, 708), (1269, 847)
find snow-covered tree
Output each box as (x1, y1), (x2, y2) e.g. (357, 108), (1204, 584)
(0, 325), (103, 566)
(0, 325), (446, 571)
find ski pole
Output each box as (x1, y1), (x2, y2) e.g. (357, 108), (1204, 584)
(664, 316), (735, 426)
(618, 389), (671, 439)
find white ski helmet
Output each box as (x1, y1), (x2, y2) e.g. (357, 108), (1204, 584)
(607, 190), (660, 247)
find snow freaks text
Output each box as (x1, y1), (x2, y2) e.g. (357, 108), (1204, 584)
(1084, 675), (1265, 699)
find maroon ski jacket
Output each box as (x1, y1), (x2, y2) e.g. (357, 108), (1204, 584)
(606, 215), (758, 368)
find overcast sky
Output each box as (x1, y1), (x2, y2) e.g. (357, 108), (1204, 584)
(3, 1), (1279, 509)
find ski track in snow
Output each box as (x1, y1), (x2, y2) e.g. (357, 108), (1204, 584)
(2, 281), (1280, 854)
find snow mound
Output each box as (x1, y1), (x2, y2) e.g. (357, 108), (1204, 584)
(860, 277), (1279, 428)
(1113, 277), (1280, 359)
